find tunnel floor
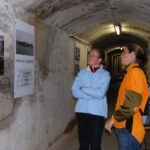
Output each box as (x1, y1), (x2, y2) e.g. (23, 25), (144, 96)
(48, 79), (146, 150)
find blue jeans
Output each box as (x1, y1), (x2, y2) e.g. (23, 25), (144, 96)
(116, 128), (141, 150)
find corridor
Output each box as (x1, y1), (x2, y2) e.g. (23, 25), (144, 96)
(0, 0), (150, 150)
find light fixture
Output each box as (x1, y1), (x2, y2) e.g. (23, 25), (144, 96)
(120, 47), (124, 51)
(114, 24), (121, 35)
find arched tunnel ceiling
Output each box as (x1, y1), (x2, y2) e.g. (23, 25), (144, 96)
(6, 0), (150, 44)
(93, 33), (148, 51)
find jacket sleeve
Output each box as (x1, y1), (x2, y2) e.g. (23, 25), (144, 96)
(72, 73), (93, 100)
(113, 69), (144, 122)
(113, 90), (142, 122)
(81, 72), (111, 100)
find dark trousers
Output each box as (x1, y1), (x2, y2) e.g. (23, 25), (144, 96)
(144, 130), (150, 150)
(76, 113), (105, 150)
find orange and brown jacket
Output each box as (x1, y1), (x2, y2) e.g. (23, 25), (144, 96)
(112, 63), (149, 143)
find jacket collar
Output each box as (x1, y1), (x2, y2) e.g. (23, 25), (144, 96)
(126, 63), (139, 72)
(87, 65), (103, 72)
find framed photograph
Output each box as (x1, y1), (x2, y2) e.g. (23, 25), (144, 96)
(87, 48), (90, 66)
(74, 47), (80, 76)
(0, 36), (4, 75)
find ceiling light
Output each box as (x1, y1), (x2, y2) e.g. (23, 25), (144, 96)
(120, 47), (124, 50)
(114, 24), (121, 35)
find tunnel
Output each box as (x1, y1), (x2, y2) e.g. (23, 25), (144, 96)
(0, 0), (150, 150)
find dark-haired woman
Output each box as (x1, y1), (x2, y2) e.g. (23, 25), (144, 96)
(72, 48), (111, 150)
(105, 43), (149, 150)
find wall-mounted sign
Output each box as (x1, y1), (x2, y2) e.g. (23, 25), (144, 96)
(14, 19), (35, 98)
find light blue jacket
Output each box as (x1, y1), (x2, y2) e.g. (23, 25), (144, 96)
(72, 66), (111, 118)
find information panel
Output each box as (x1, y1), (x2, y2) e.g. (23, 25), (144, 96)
(14, 19), (35, 98)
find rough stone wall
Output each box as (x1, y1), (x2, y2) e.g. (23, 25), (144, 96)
(0, 0), (35, 122)
(0, 1), (77, 150)
(35, 18), (76, 149)
(0, 0), (17, 121)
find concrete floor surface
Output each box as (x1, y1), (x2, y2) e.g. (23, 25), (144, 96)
(49, 125), (119, 150)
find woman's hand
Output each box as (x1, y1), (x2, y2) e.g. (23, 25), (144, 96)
(105, 118), (114, 134)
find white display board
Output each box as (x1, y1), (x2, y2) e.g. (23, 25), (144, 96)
(14, 19), (35, 98)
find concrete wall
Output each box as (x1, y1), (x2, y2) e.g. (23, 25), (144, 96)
(0, 1), (89, 150)
(35, 19), (76, 149)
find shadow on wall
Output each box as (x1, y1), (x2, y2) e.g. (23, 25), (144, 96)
(0, 76), (14, 126)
